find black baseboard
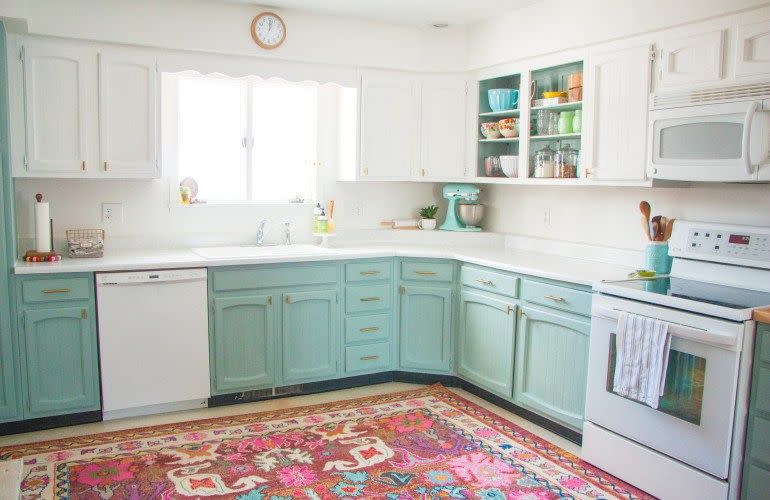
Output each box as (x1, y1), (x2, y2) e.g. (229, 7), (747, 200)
(0, 410), (102, 437)
(210, 371), (581, 446)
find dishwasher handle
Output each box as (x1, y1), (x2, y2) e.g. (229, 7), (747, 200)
(96, 269), (208, 286)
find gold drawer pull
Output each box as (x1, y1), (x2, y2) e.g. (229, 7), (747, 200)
(544, 294), (566, 302)
(360, 355), (380, 361)
(360, 297), (381, 302)
(414, 270), (437, 276)
(476, 279), (494, 286)
(360, 270), (381, 276)
(43, 288), (71, 294)
(360, 326), (380, 333)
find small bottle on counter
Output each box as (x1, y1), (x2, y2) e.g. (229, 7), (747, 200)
(317, 209), (328, 234)
(313, 202), (323, 233)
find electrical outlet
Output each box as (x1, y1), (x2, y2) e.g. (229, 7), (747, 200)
(349, 202), (364, 217)
(102, 203), (123, 224)
(543, 208), (551, 226)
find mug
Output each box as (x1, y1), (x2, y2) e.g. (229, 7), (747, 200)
(558, 111), (575, 134)
(418, 218), (437, 230)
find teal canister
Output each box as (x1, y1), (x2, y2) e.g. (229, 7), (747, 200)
(572, 109), (582, 133)
(645, 242), (673, 274)
(558, 111), (574, 134)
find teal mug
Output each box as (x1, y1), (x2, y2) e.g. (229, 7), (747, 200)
(558, 111), (574, 134)
(645, 242), (673, 274)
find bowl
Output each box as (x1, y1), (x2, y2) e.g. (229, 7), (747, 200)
(499, 155), (518, 177)
(480, 122), (501, 139)
(458, 204), (484, 228)
(543, 91), (567, 99)
(497, 118), (518, 138)
(487, 89), (519, 112)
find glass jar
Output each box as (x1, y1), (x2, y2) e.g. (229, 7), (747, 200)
(558, 111), (574, 134)
(555, 144), (579, 178)
(532, 144), (555, 178)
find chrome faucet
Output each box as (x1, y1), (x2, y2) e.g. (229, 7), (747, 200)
(256, 219), (269, 246)
(282, 221), (292, 245)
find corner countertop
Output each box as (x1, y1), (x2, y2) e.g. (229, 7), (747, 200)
(754, 307), (770, 324)
(13, 243), (635, 287)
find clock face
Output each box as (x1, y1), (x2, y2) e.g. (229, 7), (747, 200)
(251, 13), (286, 49)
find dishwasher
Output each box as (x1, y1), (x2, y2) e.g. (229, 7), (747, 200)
(96, 268), (210, 420)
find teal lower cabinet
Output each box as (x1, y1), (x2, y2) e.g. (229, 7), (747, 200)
(13, 274), (101, 420)
(282, 289), (338, 383)
(742, 324), (770, 499)
(513, 303), (590, 431)
(457, 289), (516, 397)
(211, 294), (274, 393)
(399, 284), (452, 372)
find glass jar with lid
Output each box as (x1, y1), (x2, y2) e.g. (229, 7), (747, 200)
(532, 144), (555, 178)
(555, 143), (579, 178)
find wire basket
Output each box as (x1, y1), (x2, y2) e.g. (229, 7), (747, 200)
(66, 229), (105, 258)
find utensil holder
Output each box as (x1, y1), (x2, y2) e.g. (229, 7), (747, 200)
(645, 242), (672, 274)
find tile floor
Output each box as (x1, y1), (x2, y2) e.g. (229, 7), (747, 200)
(0, 382), (581, 494)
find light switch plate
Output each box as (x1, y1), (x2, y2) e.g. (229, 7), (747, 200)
(102, 203), (123, 223)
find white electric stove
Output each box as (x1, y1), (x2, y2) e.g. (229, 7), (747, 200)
(583, 220), (770, 500)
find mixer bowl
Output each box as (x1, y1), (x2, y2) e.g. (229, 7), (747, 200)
(458, 204), (484, 227)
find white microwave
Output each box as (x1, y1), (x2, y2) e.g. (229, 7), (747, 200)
(648, 86), (770, 182)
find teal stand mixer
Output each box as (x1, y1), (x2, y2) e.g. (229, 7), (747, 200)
(440, 184), (482, 232)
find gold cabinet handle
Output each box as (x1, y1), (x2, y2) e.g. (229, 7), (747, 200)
(43, 288), (71, 294)
(360, 355), (380, 361)
(360, 297), (381, 302)
(267, 296), (272, 306)
(81, 308), (88, 319)
(285, 295), (291, 304)
(81, 160), (86, 171)
(544, 295), (566, 302)
(476, 279), (494, 286)
(360, 270), (380, 276)
(506, 305), (514, 315)
(103, 161), (108, 171)
(359, 326), (380, 333)
(414, 270), (437, 276)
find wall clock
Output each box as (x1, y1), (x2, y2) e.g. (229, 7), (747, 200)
(251, 12), (287, 49)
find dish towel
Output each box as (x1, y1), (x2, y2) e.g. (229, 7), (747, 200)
(612, 311), (671, 409)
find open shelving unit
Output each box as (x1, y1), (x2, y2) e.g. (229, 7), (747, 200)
(476, 73), (521, 179)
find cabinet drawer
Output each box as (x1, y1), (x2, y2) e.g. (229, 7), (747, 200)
(212, 264), (337, 292)
(401, 261), (453, 282)
(521, 280), (591, 317)
(22, 277), (91, 303)
(461, 265), (519, 298)
(345, 314), (391, 344)
(346, 261), (392, 283)
(346, 284), (391, 314)
(345, 342), (390, 373)
(749, 414), (770, 465)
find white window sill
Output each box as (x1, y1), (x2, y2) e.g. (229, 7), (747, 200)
(169, 200), (314, 213)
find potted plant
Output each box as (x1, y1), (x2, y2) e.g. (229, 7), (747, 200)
(418, 204), (439, 230)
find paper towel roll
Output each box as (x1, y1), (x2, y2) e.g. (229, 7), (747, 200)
(35, 202), (51, 252)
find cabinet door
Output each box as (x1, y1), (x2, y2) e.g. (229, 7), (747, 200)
(359, 70), (419, 179)
(212, 295), (274, 393)
(22, 306), (99, 416)
(657, 30), (724, 89)
(99, 51), (159, 178)
(23, 42), (97, 175)
(0, 291), (18, 422)
(399, 285), (452, 372)
(514, 305), (589, 430)
(457, 290), (516, 396)
(583, 44), (651, 181)
(419, 76), (466, 179)
(736, 19), (770, 78)
(282, 290), (338, 383)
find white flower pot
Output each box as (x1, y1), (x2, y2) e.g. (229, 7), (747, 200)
(418, 218), (437, 230)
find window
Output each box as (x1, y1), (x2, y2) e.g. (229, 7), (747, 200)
(171, 74), (318, 203)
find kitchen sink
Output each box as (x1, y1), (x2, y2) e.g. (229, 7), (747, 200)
(192, 244), (333, 260)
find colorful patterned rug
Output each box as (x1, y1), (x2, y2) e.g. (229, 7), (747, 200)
(1, 385), (653, 499)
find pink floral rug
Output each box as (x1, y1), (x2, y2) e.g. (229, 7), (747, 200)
(1, 384), (653, 499)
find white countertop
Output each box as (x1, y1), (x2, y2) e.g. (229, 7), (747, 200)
(13, 243), (635, 286)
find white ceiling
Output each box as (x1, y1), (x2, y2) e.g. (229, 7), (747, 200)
(225, 0), (539, 27)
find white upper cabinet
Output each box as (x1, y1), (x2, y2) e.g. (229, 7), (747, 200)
(22, 41), (97, 175)
(735, 18), (770, 78)
(359, 70), (419, 179)
(418, 75), (466, 180)
(98, 51), (159, 178)
(583, 44), (651, 182)
(656, 30), (725, 89)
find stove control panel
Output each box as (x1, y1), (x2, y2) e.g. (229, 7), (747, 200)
(669, 220), (770, 269)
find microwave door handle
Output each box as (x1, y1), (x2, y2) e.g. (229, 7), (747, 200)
(742, 101), (758, 176)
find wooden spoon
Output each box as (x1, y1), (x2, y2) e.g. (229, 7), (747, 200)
(651, 215), (662, 241)
(639, 201), (652, 241)
(659, 216), (669, 242)
(663, 218), (675, 241)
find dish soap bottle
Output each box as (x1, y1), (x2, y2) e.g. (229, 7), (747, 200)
(317, 209), (328, 234)
(313, 202), (322, 233)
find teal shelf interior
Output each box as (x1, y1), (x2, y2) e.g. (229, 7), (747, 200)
(477, 73), (521, 178)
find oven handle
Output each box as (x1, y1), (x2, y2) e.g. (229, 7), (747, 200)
(743, 101), (758, 176)
(593, 306), (738, 348)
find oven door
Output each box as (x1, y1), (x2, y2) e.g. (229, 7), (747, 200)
(648, 99), (770, 182)
(585, 296), (743, 479)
